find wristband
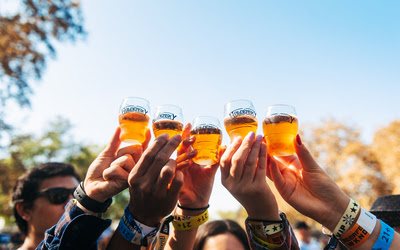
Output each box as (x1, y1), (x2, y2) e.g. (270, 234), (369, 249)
(73, 182), (112, 213)
(172, 209), (209, 230)
(333, 198), (360, 238)
(247, 218), (285, 245)
(177, 203), (210, 211)
(251, 233), (281, 249)
(372, 220), (394, 250)
(340, 208), (377, 249)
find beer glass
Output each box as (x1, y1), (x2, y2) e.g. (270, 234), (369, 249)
(224, 99), (258, 141)
(152, 105), (184, 138)
(190, 116), (222, 165)
(118, 97), (150, 144)
(263, 104), (298, 156)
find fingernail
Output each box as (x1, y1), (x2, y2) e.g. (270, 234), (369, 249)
(256, 135), (262, 141)
(296, 134), (302, 145)
(245, 131), (255, 140)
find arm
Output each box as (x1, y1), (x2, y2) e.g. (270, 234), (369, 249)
(165, 123), (224, 250)
(268, 134), (400, 249)
(220, 132), (299, 250)
(38, 127), (147, 250)
(107, 133), (184, 250)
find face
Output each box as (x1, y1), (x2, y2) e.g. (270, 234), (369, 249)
(28, 176), (79, 236)
(202, 233), (246, 250)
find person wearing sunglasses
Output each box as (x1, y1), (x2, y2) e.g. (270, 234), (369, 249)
(12, 162), (80, 250)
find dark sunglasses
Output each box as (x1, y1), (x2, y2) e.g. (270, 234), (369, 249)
(36, 187), (76, 205)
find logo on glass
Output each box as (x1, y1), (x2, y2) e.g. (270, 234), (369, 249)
(229, 108), (256, 118)
(121, 105), (148, 115)
(153, 112), (177, 122)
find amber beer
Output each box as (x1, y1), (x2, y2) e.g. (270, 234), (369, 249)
(224, 114), (258, 140)
(224, 100), (258, 141)
(153, 120), (183, 138)
(191, 117), (222, 165)
(119, 97), (150, 144)
(152, 105), (184, 139)
(263, 114), (298, 156)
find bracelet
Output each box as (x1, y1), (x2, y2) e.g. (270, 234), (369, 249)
(372, 220), (394, 250)
(246, 217), (285, 245)
(153, 215), (174, 250)
(177, 203), (210, 211)
(332, 198), (360, 238)
(251, 233), (281, 249)
(119, 205), (159, 247)
(172, 209), (209, 230)
(340, 208), (377, 249)
(73, 182), (112, 213)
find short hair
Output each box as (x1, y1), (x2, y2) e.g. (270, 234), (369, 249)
(193, 219), (250, 250)
(294, 221), (310, 230)
(12, 162), (81, 235)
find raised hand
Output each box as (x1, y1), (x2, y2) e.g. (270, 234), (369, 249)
(220, 132), (280, 220)
(83, 127), (151, 203)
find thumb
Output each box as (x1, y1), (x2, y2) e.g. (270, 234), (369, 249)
(294, 134), (320, 172)
(100, 127), (122, 157)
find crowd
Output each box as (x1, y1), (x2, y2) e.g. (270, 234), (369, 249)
(5, 121), (400, 250)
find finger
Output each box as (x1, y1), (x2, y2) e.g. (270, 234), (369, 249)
(99, 127), (122, 157)
(168, 170), (184, 200)
(294, 134), (320, 172)
(142, 128), (151, 151)
(255, 141), (267, 182)
(269, 157), (285, 189)
(147, 134), (182, 180)
(176, 149), (197, 164)
(103, 154), (135, 181)
(130, 134), (170, 178)
(176, 159), (192, 170)
(230, 132), (256, 180)
(117, 144), (143, 161)
(220, 137), (242, 180)
(154, 159), (177, 195)
(242, 134), (263, 182)
(177, 135), (195, 156)
(182, 123), (192, 140)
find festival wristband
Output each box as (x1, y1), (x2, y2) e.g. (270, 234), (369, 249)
(333, 198), (360, 238)
(251, 232), (281, 249)
(372, 220), (394, 250)
(172, 209), (209, 230)
(247, 219), (285, 245)
(118, 214), (142, 245)
(340, 208), (377, 249)
(153, 215), (173, 250)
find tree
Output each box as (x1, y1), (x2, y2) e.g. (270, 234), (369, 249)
(371, 120), (400, 193)
(0, 0), (85, 140)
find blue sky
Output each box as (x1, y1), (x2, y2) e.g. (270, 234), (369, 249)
(7, 0), (400, 216)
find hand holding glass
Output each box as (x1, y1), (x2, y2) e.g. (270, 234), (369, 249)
(190, 116), (222, 165)
(262, 104), (298, 156)
(119, 97), (150, 144)
(224, 99), (258, 141)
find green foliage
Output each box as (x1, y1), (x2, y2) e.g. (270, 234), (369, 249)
(0, 0), (85, 142)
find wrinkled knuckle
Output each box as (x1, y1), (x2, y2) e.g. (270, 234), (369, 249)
(154, 153), (168, 165)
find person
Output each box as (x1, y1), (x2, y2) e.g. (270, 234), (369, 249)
(193, 219), (250, 250)
(370, 195), (400, 233)
(267, 134), (400, 249)
(12, 162), (81, 250)
(293, 221), (320, 250)
(220, 132), (299, 249)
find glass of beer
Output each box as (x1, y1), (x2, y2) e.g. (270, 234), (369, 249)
(262, 104), (298, 156)
(118, 97), (150, 144)
(190, 116), (222, 165)
(152, 105), (184, 138)
(224, 99), (258, 141)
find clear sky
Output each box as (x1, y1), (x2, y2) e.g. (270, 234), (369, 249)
(6, 0), (400, 217)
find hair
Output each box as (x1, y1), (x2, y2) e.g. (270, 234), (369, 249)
(294, 221), (310, 230)
(12, 162), (81, 235)
(193, 219), (250, 250)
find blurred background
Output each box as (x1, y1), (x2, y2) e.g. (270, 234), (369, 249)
(0, 0), (399, 246)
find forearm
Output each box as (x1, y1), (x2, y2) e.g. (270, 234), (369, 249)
(106, 228), (141, 250)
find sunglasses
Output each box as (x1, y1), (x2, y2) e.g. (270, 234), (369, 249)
(36, 187), (76, 205)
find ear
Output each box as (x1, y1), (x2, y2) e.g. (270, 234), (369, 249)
(15, 203), (33, 222)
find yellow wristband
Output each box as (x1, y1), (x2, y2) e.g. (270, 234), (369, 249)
(333, 198), (360, 238)
(172, 209), (209, 231)
(252, 233), (281, 249)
